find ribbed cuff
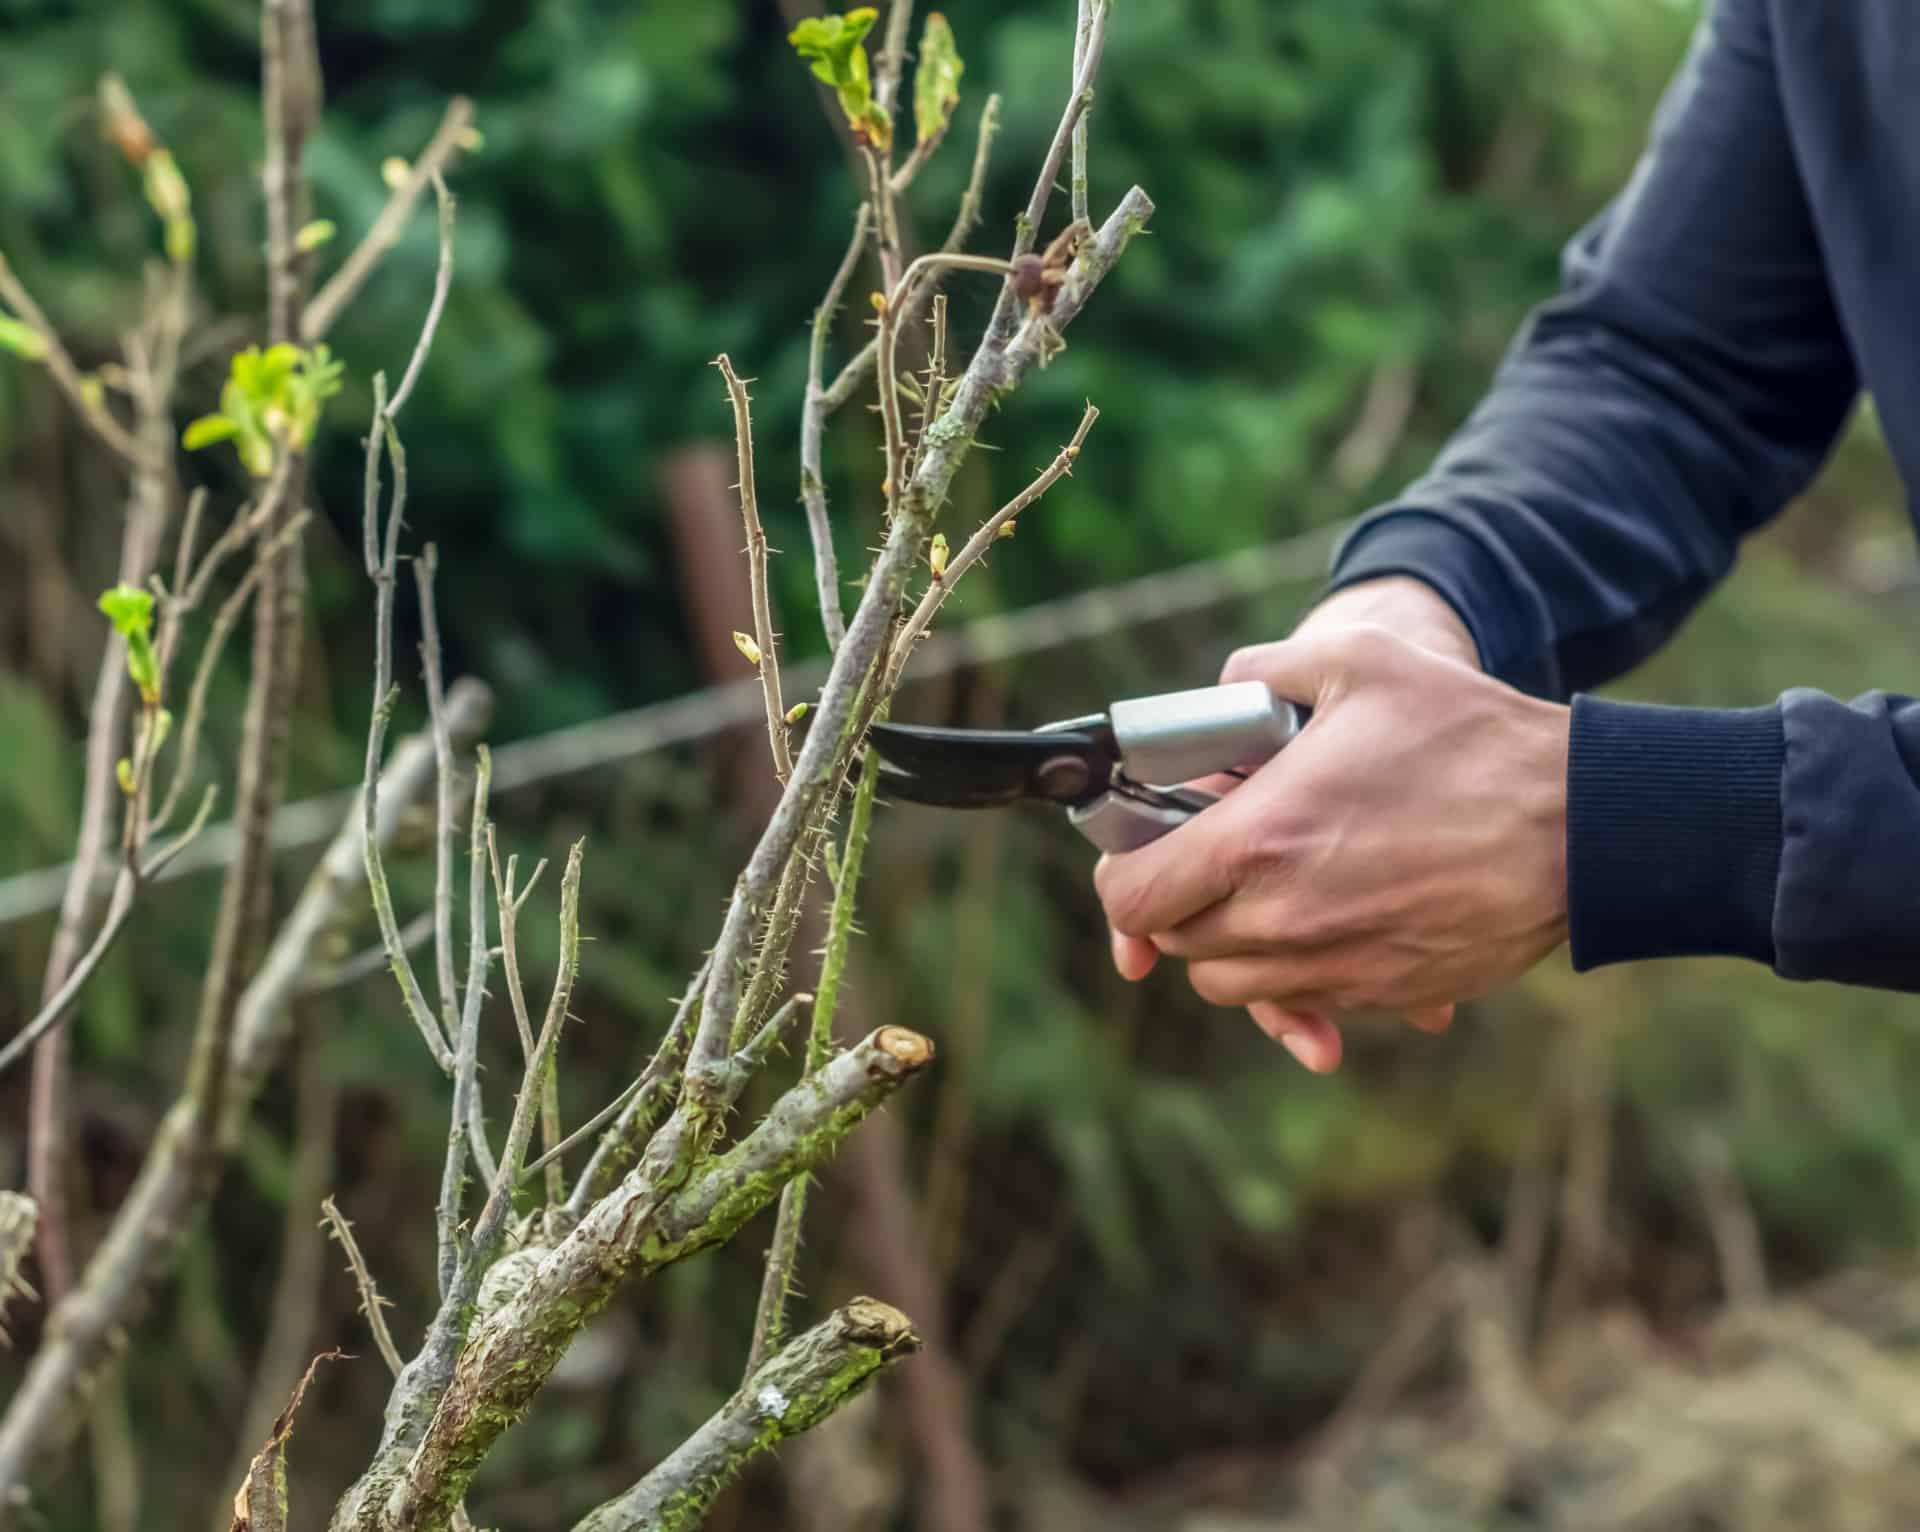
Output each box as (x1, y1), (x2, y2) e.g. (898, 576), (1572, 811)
(1328, 510), (1559, 698)
(1567, 695), (1784, 971)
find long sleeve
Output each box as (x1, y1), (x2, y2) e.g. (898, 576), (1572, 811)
(1323, 0), (1920, 990)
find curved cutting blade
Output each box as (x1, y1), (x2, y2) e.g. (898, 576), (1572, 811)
(866, 721), (1115, 809)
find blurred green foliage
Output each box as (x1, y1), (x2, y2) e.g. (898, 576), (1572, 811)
(5, 0), (1920, 1527)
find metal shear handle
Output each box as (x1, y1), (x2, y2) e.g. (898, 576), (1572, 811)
(1068, 681), (1308, 854)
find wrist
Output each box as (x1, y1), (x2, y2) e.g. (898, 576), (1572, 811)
(1297, 576), (1481, 670)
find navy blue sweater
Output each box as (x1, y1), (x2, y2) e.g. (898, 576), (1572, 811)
(1326, 0), (1920, 990)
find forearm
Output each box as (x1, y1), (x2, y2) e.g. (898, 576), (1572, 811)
(1571, 688), (1920, 991)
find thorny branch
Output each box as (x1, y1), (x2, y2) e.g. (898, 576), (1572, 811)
(713, 355), (792, 780)
(0, 682), (493, 1488)
(749, 742), (883, 1374)
(888, 404), (1099, 689)
(322, 1197), (406, 1379)
(573, 1300), (920, 1532)
(820, 94), (1002, 416)
(800, 201), (872, 650)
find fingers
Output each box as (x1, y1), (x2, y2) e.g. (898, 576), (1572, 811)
(1110, 927), (1159, 980)
(1403, 1003), (1456, 1035)
(1247, 1002), (1343, 1073)
(1092, 818), (1241, 937)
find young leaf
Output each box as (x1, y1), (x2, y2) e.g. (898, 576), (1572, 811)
(295, 219), (337, 253)
(0, 314), (47, 363)
(788, 9), (892, 151)
(733, 631), (764, 667)
(913, 13), (964, 146)
(98, 584), (160, 703)
(182, 415), (239, 451)
(97, 584), (155, 639)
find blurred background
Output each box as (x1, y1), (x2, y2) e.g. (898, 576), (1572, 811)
(5, 0), (1920, 1527)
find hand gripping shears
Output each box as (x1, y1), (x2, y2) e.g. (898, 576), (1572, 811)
(867, 681), (1309, 854)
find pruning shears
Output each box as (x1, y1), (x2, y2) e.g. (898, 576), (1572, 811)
(867, 681), (1309, 854)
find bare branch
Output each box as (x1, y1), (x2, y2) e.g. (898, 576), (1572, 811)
(262, 0), (323, 344)
(562, 956), (711, 1220)
(386, 172), (456, 418)
(888, 405), (1097, 689)
(0, 787), (219, 1077)
(416, 543), (462, 1042)
(874, 0), (914, 120)
(487, 831), (559, 1204)
(749, 744), (881, 1373)
(1070, 0), (1094, 223)
(983, 0), (1110, 351)
(821, 93), (1003, 415)
(800, 201), (872, 651)
(321, 1197), (404, 1378)
(0, 681), (491, 1484)
(361, 375), (454, 1073)
(574, 1300), (919, 1532)
(153, 507), (311, 833)
(0, 253), (148, 468)
(683, 186), (1152, 1133)
(300, 98), (474, 343)
(472, 840), (583, 1264)
(435, 742), (492, 1295)
(712, 356), (791, 780)
(377, 1028), (934, 1529)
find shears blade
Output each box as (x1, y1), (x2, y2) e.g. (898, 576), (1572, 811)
(866, 720), (1115, 809)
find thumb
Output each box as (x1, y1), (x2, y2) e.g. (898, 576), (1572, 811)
(1219, 630), (1356, 706)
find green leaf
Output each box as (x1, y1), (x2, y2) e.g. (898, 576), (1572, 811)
(294, 219), (336, 253)
(788, 9), (891, 149)
(182, 414), (238, 450)
(913, 12), (963, 145)
(96, 584), (155, 639)
(99, 585), (160, 702)
(0, 314), (47, 363)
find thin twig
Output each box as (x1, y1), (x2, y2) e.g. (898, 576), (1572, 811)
(0, 683), (491, 1486)
(820, 98), (1005, 417)
(1070, 0), (1094, 224)
(490, 827), (563, 1205)
(417, 542), (461, 1042)
(152, 507), (311, 833)
(386, 172), (456, 417)
(574, 1301), (920, 1532)
(724, 991), (813, 1110)
(0, 788), (218, 1077)
(748, 745), (881, 1375)
(982, 0), (1109, 352)
(436, 742), (492, 1295)
(470, 840), (584, 1269)
(874, 0), (914, 120)
(562, 956), (711, 1220)
(321, 1197), (405, 1378)
(887, 405), (1096, 689)
(713, 356), (791, 780)
(0, 254), (147, 468)
(800, 202), (872, 652)
(361, 374), (454, 1072)
(300, 97), (474, 343)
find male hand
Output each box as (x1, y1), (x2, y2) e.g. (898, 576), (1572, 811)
(1098, 578), (1570, 1071)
